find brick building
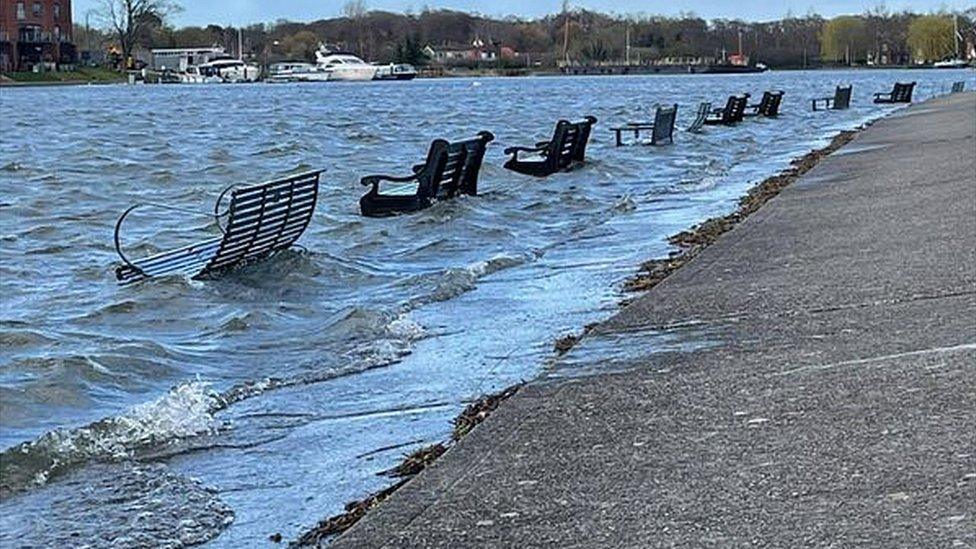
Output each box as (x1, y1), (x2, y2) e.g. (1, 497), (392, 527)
(0, 0), (74, 71)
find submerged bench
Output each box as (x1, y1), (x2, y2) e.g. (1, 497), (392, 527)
(610, 104), (678, 146)
(704, 94), (750, 125)
(746, 90), (784, 117)
(951, 81), (965, 93)
(812, 85), (852, 111)
(874, 81), (915, 104)
(686, 102), (712, 133)
(504, 116), (597, 177)
(359, 131), (494, 217)
(114, 170), (322, 284)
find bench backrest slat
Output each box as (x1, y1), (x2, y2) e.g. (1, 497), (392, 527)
(413, 131), (494, 201)
(757, 91), (784, 117)
(892, 81), (916, 102)
(202, 171), (320, 276)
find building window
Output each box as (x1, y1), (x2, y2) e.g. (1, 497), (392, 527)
(54, 3), (61, 19)
(16, 2), (26, 19)
(32, 2), (42, 16)
(54, 26), (61, 40)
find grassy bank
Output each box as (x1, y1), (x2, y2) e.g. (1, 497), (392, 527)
(1, 67), (125, 86)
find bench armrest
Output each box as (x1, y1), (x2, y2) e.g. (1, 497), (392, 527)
(360, 173), (420, 188)
(504, 144), (547, 157)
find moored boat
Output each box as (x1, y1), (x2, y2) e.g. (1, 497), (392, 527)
(373, 63), (418, 80)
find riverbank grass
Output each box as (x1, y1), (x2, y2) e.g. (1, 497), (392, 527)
(1, 67), (125, 85)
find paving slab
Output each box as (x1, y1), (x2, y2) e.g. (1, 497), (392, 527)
(332, 93), (976, 548)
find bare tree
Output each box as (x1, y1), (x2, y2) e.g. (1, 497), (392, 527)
(99, 0), (182, 67)
(343, 0), (370, 57)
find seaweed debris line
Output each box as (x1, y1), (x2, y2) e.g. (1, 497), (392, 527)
(292, 384), (521, 546)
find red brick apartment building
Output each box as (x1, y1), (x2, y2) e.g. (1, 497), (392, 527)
(0, 0), (74, 71)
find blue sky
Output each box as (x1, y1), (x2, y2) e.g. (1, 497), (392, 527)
(72, 0), (967, 27)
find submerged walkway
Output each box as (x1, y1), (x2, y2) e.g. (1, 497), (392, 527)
(334, 93), (976, 548)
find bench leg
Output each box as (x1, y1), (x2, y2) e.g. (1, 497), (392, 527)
(614, 130), (622, 147)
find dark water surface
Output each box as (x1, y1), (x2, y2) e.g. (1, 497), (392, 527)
(1, 69), (972, 546)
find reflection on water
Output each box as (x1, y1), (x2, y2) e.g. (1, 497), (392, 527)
(0, 69), (972, 545)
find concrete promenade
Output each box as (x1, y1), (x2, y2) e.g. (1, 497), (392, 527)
(334, 93), (976, 548)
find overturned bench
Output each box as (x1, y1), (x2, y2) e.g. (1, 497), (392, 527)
(114, 170), (322, 284)
(874, 81), (915, 104)
(746, 90), (784, 117)
(812, 85), (852, 111)
(504, 116), (597, 177)
(610, 104), (678, 146)
(359, 131), (494, 217)
(704, 94), (750, 125)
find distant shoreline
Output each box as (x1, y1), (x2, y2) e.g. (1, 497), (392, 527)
(2, 64), (970, 88)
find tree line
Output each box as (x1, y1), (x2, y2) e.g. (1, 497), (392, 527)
(80, 1), (975, 69)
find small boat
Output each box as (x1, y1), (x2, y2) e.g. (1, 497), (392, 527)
(314, 46), (378, 81)
(373, 63), (418, 81)
(933, 58), (969, 69)
(267, 61), (316, 83)
(187, 56), (261, 83)
(180, 66), (222, 84)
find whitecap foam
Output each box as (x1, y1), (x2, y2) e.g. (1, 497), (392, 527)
(0, 382), (224, 495)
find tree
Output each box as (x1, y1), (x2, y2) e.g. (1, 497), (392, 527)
(99, 0), (181, 66)
(907, 15), (955, 62)
(343, 0), (370, 57)
(820, 16), (869, 64)
(281, 31), (320, 61)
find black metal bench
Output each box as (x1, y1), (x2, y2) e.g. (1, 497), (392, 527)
(504, 116), (598, 177)
(951, 81), (965, 93)
(704, 94), (750, 125)
(359, 131), (494, 217)
(746, 90), (784, 117)
(114, 170), (322, 284)
(609, 104), (678, 146)
(686, 102), (712, 133)
(874, 82), (915, 104)
(812, 85), (852, 111)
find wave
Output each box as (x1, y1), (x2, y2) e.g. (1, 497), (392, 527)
(0, 382), (223, 496)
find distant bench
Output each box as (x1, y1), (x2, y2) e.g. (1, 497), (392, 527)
(812, 85), (852, 111)
(359, 131), (494, 217)
(746, 90), (784, 117)
(704, 94), (750, 125)
(115, 170), (322, 284)
(504, 116), (598, 177)
(686, 102), (712, 133)
(874, 82), (915, 104)
(951, 81), (965, 93)
(609, 104), (678, 146)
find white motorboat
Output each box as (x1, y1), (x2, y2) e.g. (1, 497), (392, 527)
(314, 46), (378, 81)
(180, 66), (222, 84)
(373, 63), (418, 80)
(192, 56), (261, 83)
(267, 61), (315, 83)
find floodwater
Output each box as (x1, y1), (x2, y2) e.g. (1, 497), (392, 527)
(1, 69), (972, 546)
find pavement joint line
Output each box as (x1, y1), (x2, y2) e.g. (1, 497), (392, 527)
(771, 343), (976, 378)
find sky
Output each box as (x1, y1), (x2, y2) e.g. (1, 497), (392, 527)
(71, 0), (968, 27)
